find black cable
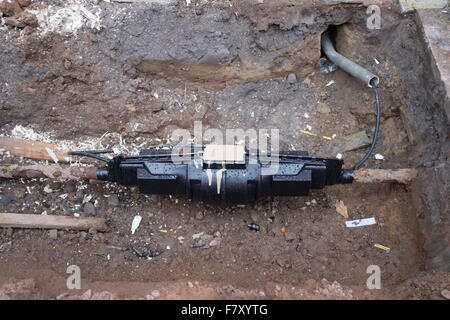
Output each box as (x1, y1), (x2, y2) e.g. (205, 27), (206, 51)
(350, 80), (381, 171)
(68, 151), (110, 163)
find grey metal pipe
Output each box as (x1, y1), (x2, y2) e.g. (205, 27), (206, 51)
(321, 31), (379, 88)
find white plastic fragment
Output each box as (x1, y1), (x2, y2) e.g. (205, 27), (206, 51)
(374, 154), (384, 160)
(326, 80), (335, 87)
(306, 125), (312, 131)
(82, 194), (93, 204)
(192, 232), (204, 239)
(45, 147), (59, 164)
(345, 217), (376, 228)
(131, 215), (142, 235)
(304, 113), (310, 119)
(374, 58), (380, 65)
(336, 153), (343, 160)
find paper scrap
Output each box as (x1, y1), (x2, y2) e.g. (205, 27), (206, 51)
(335, 200), (349, 219)
(131, 215), (142, 235)
(345, 217), (376, 228)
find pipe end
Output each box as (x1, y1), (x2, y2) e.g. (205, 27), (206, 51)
(368, 76), (380, 88)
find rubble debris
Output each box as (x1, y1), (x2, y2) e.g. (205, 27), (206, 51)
(319, 56), (338, 74)
(192, 233), (214, 248)
(335, 200), (349, 219)
(4, 11), (38, 28)
(345, 217), (376, 228)
(131, 246), (163, 260)
(0, 0), (23, 17)
(29, 0), (102, 35)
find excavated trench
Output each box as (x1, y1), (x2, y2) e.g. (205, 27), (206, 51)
(0, 0), (448, 299)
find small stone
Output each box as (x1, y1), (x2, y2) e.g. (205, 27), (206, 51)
(316, 102), (331, 114)
(80, 289), (92, 300)
(195, 211), (204, 220)
(151, 290), (160, 298)
(75, 191), (84, 200)
(287, 73), (297, 83)
(284, 232), (296, 242)
(63, 182), (76, 193)
(209, 238), (222, 247)
(107, 195), (120, 207)
(0, 194), (13, 206)
(49, 229), (58, 240)
(442, 289), (450, 300)
(17, 0), (31, 8)
(187, 281), (194, 288)
(83, 203), (96, 216)
(63, 59), (72, 70)
(0, 0), (23, 17)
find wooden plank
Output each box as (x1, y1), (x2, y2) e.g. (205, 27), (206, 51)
(353, 168), (419, 184)
(0, 213), (108, 232)
(0, 136), (69, 163)
(0, 164), (98, 181)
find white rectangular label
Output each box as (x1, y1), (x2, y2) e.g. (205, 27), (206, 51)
(345, 217), (377, 228)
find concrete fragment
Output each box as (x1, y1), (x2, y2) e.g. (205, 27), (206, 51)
(325, 130), (371, 154)
(49, 229), (58, 240)
(398, 0), (448, 13)
(416, 9), (450, 120)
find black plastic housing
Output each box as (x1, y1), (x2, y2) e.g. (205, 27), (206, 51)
(96, 147), (351, 204)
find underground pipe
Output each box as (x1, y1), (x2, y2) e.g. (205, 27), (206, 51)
(321, 30), (379, 88)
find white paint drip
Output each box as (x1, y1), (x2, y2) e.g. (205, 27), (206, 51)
(216, 168), (226, 194)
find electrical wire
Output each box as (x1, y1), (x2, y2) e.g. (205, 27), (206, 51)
(350, 80), (381, 171)
(68, 151), (111, 163)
